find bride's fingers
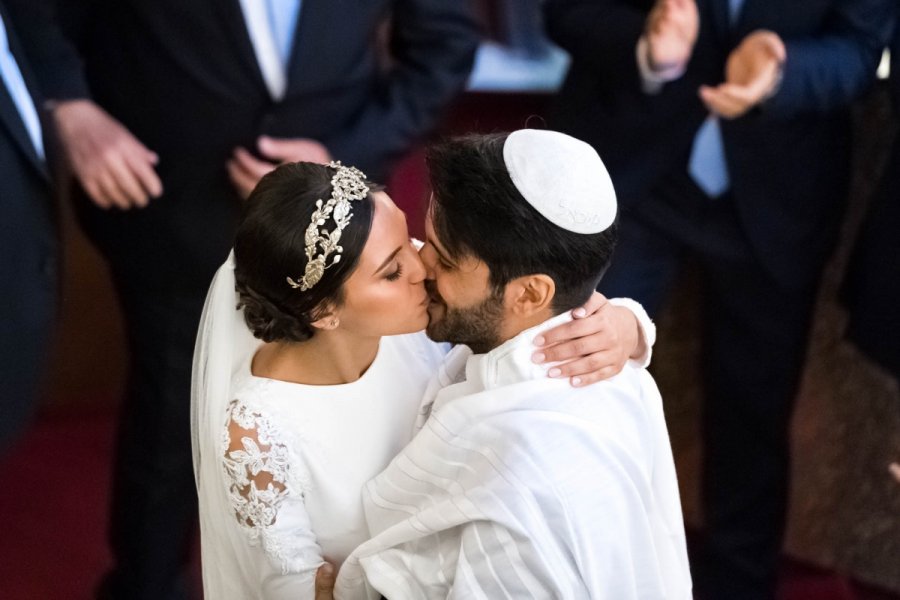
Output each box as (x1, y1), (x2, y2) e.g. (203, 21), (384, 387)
(575, 291), (610, 318)
(315, 563), (336, 600)
(547, 350), (625, 387)
(533, 336), (611, 365)
(533, 303), (615, 351)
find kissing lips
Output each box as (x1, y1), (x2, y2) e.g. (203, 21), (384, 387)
(424, 281), (443, 307)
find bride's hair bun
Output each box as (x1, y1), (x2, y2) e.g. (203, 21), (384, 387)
(235, 279), (314, 343)
(233, 162), (376, 343)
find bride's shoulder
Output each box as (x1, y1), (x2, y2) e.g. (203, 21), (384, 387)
(223, 379), (300, 448)
(221, 393), (311, 488)
(224, 379), (317, 449)
(223, 393), (285, 451)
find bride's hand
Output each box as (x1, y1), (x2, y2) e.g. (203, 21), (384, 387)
(531, 292), (646, 387)
(315, 562), (336, 600)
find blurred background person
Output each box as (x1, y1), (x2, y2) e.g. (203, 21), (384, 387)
(544, 0), (894, 599)
(0, 0), (57, 455)
(4, 0), (479, 598)
(842, 7), (900, 487)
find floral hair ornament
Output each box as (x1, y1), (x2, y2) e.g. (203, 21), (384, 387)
(286, 161), (370, 291)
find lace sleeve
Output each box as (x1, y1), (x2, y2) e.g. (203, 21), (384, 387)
(222, 399), (322, 577)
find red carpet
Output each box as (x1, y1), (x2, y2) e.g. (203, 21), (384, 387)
(0, 412), (114, 599)
(0, 411), (896, 599)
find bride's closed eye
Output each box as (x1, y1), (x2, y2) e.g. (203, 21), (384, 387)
(385, 263), (404, 281)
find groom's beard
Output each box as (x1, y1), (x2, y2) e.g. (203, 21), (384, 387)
(424, 280), (505, 354)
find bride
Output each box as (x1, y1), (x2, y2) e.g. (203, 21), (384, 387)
(192, 160), (650, 598)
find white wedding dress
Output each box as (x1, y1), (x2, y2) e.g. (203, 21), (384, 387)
(191, 253), (447, 599)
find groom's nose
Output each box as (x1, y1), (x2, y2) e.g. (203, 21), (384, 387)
(418, 242), (438, 279)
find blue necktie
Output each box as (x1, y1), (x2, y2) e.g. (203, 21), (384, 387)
(688, 0), (744, 197)
(264, 0), (301, 69)
(0, 13), (43, 159)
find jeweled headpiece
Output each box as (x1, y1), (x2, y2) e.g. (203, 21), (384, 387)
(286, 161), (369, 291)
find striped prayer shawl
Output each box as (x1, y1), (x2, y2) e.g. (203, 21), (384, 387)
(335, 341), (691, 600)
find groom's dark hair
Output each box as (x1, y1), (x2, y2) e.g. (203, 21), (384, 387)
(425, 132), (617, 313)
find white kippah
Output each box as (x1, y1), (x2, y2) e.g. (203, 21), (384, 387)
(503, 129), (617, 234)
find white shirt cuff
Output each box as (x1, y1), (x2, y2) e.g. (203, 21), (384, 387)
(636, 36), (687, 95)
(609, 297), (656, 369)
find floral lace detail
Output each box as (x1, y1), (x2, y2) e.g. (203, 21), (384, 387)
(260, 526), (324, 574)
(222, 399), (293, 551)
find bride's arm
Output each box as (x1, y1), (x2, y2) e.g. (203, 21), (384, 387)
(533, 292), (655, 387)
(223, 400), (325, 599)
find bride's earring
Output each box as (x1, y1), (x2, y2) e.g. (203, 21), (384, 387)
(330, 318), (339, 328)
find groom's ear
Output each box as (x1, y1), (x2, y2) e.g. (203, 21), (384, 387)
(505, 274), (555, 317)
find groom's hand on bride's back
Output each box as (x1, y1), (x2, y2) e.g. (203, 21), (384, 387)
(531, 292), (648, 387)
(315, 562), (336, 600)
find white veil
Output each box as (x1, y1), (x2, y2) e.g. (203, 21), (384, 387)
(190, 250), (260, 596)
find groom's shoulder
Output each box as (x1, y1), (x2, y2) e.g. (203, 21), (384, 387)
(481, 369), (659, 461)
(498, 363), (655, 424)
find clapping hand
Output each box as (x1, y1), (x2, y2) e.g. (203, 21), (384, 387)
(228, 136), (332, 199)
(645, 0), (699, 73)
(700, 30), (786, 119)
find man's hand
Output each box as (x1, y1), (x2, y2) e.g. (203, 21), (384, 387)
(315, 562), (336, 600)
(52, 99), (162, 209)
(227, 136), (332, 199)
(890, 462), (900, 484)
(700, 30), (786, 119)
(645, 0), (699, 73)
(532, 293), (646, 387)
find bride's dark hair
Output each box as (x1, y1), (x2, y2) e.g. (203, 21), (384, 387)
(234, 162), (377, 343)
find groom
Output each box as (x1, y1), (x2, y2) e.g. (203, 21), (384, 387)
(320, 130), (691, 599)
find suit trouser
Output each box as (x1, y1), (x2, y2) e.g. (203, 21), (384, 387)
(100, 277), (207, 600)
(0, 177), (57, 455)
(0, 275), (56, 454)
(600, 173), (822, 600)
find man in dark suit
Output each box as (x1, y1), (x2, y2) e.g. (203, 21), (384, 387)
(842, 7), (900, 486)
(0, 0), (56, 455)
(6, 1), (479, 597)
(844, 10), (900, 386)
(544, 0), (893, 598)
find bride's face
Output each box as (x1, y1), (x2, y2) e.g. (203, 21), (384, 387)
(332, 191), (429, 336)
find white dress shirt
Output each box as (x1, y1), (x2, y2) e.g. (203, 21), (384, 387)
(238, 0), (302, 100)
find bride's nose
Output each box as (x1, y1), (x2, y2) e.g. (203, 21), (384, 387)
(408, 251), (427, 284)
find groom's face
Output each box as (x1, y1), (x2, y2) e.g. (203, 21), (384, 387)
(419, 208), (506, 354)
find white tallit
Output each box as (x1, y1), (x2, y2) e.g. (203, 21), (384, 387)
(335, 312), (692, 600)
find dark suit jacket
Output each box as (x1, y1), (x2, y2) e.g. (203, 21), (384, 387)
(545, 0), (893, 288)
(0, 0), (57, 438)
(8, 0), (479, 291)
(843, 17), (900, 377)
(0, 0), (55, 310)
